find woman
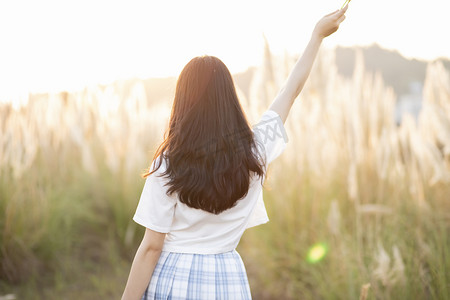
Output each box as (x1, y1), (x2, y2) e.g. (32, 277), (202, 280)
(122, 5), (348, 299)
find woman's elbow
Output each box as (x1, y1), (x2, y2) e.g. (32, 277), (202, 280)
(140, 228), (166, 253)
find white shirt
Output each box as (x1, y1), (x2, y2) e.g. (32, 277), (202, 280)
(133, 109), (288, 254)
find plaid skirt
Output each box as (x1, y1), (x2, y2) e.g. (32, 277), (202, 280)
(142, 250), (252, 300)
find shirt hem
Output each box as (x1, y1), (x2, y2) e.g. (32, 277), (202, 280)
(161, 245), (237, 255)
(246, 217), (269, 229)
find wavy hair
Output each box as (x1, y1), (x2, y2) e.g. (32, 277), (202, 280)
(144, 56), (265, 214)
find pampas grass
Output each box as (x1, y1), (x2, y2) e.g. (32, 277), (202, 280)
(1, 43), (449, 299)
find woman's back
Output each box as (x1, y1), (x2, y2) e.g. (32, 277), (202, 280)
(133, 110), (288, 254)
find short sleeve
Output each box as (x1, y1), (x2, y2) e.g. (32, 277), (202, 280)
(252, 109), (289, 165)
(133, 159), (177, 233)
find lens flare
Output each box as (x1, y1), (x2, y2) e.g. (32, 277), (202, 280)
(307, 242), (328, 264)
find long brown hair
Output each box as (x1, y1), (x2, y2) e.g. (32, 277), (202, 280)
(144, 56), (265, 214)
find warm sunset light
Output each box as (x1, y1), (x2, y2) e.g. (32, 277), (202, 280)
(0, 0), (449, 102)
(1, 0), (450, 298)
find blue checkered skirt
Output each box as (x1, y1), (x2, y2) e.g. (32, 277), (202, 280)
(142, 250), (252, 300)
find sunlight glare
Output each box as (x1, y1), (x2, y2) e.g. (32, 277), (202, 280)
(0, 0), (449, 104)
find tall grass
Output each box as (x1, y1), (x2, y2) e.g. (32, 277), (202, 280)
(1, 47), (449, 299)
(239, 47), (450, 299)
(0, 82), (172, 297)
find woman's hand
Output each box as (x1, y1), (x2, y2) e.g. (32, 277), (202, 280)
(313, 5), (348, 39)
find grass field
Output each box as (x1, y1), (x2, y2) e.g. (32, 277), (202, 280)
(1, 49), (449, 299)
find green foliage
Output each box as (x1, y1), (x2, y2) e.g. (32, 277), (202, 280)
(0, 142), (144, 298)
(239, 163), (450, 300)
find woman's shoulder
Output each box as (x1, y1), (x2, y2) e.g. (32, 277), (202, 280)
(149, 155), (169, 176)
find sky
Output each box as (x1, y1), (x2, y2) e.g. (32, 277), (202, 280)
(0, 0), (449, 101)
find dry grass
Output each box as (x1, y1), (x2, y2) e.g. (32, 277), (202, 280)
(1, 45), (449, 299)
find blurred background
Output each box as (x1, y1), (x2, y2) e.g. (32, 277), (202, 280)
(1, 0), (449, 299)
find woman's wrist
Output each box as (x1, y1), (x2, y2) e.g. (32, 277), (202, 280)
(310, 31), (324, 47)
(311, 29), (325, 42)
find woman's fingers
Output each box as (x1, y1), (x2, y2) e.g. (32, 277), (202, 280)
(325, 9), (339, 17)
(334, 4), (348, 22)
(326, 4), (348, 19)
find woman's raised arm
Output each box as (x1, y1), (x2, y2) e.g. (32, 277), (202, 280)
(268, 5), (348, 124)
